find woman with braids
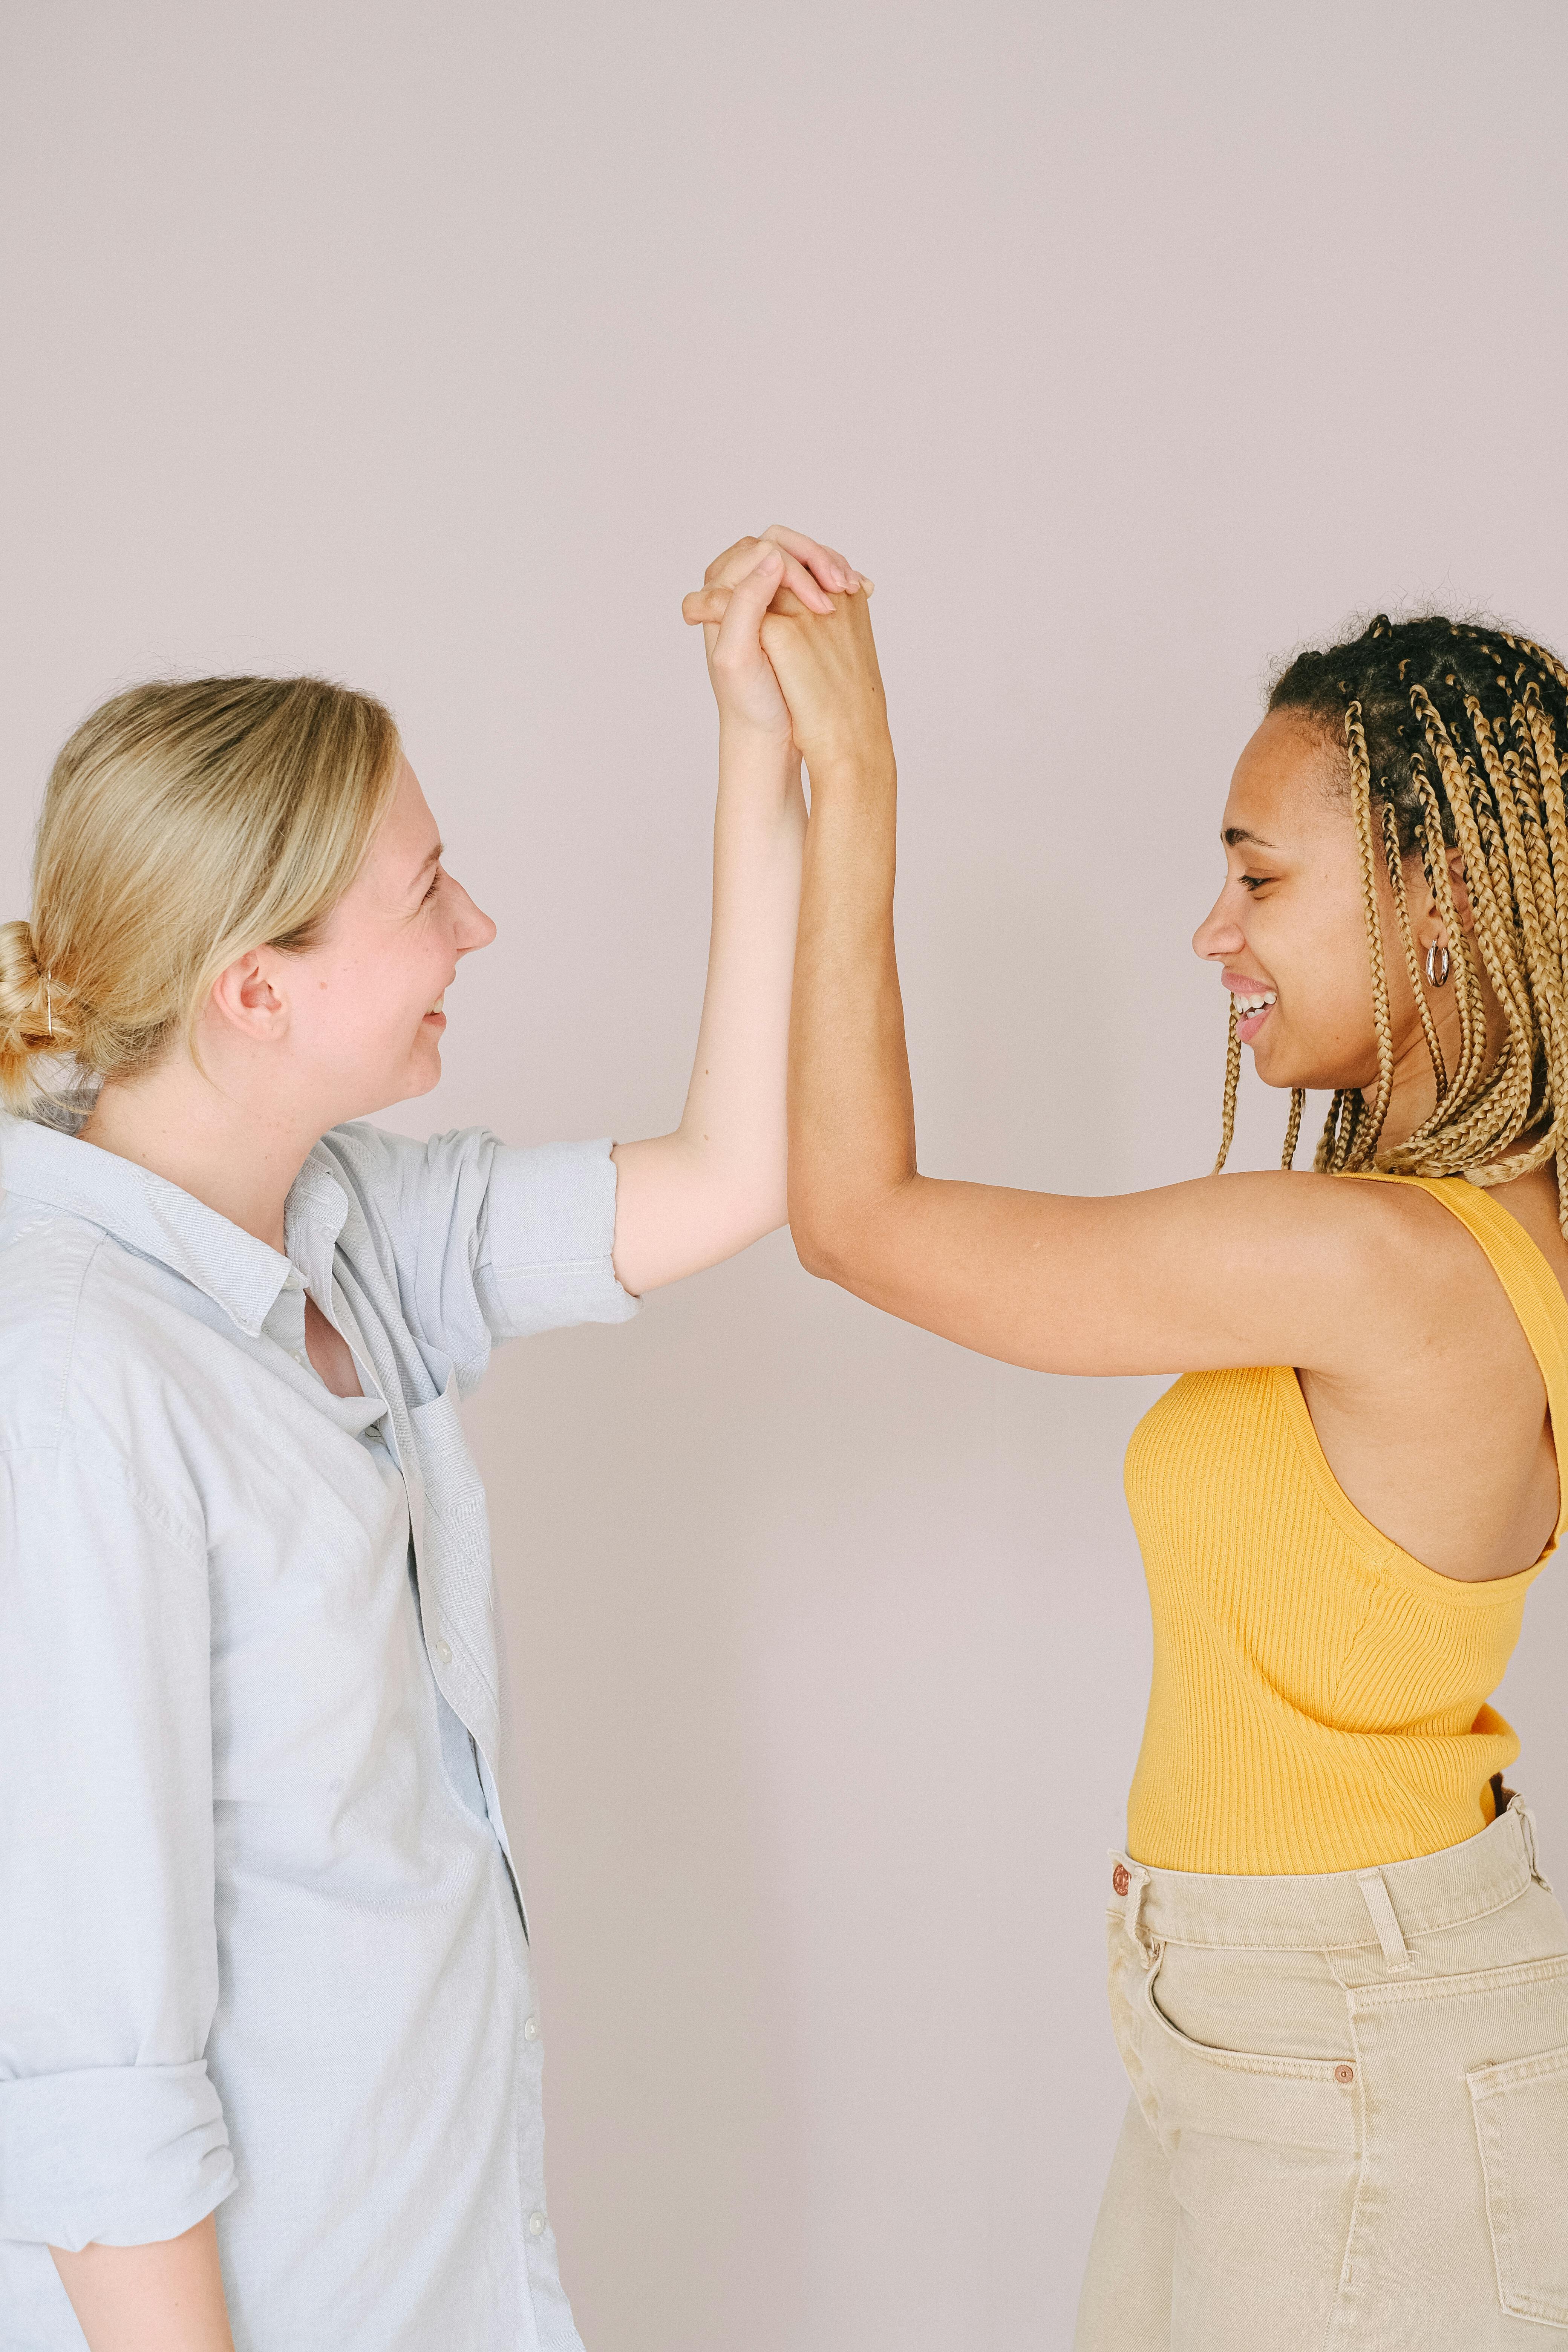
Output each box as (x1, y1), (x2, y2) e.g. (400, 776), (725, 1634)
(690, 566), (1568, 2346)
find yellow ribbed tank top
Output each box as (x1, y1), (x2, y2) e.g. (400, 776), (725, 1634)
(1124, 1174), (1568, 1876)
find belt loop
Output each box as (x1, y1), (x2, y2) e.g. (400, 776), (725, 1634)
(1510, 1796), (1554, 1891)
(1357, 1868), (1414, 1972)
(1110, 1852), (1155, 1959)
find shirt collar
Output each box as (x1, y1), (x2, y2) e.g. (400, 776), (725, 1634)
(0, 1112), (349, 1339)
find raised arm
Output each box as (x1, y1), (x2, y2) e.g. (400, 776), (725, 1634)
(608, 527), (865, 1295)
(762, 588), (1476, 1383)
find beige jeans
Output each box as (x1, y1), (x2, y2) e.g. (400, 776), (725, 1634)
(1075, 1801), (1568, 2350)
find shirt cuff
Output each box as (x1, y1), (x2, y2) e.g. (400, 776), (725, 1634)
(477, 1138), (641, 1341)
(0, 2062), (235, 2250)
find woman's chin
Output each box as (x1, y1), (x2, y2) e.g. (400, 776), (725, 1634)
(1254, 1043), (1377, 1097)
(378, 1038), (444, 1110)
(1248, 1034), (1290, 1089)
(1250, 1036), (1317, 1094)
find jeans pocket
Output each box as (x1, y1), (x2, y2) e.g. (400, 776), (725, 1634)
(1468, 2044), (1568, 2326)
(1118, 1945), (1360, 2320)
(1141, 1949), (1349, 2085)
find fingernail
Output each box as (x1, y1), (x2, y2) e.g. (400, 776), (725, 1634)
(758, 545), (782, 568)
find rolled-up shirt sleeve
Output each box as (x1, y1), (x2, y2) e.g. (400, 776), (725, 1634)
(475, 1138), (639, 1340)
(323, 1123), (639, 1389)
(0, 1435), (234, 2251)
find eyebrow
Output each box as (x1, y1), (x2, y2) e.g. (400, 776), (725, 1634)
(1223, 826), (1276, 849)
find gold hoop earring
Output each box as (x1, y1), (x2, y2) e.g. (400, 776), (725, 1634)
(1424, 941), (1450, 988)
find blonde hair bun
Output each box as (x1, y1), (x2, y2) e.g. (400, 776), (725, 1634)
(0, 917), (68, 1090)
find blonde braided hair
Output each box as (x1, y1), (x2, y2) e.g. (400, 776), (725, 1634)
(1216, 615), (1568, 1234)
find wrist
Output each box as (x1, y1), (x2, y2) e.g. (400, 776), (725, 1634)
(716, 720), (800, 795)
(717, 711), (795, 756)
(801, 735), (896, 793)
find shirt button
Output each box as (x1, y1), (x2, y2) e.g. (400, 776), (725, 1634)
(528, 2211), (546, 2238)
(523, 2016), (539, 2043)
(434, 1638), (453, 1666)
(292, 1351), (308, 1368)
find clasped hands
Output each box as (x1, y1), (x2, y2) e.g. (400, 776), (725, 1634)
(681, 525), (894, 782)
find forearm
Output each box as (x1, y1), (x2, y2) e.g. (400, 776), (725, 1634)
(611, 725), (805, 1292)
(51, 2214), (234, 2352)
(788, 744), (917, 1278)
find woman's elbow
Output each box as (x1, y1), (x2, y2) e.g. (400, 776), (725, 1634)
(790, 1219), (841, 1283)
(787, 1188), (871, 1285)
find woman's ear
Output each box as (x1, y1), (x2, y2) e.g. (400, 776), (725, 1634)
(1404, 854), (1444, 959)
(1445, 845), (1478, 939)
(1404, 844), (1475, 957)
(208, 949), (289, 1042)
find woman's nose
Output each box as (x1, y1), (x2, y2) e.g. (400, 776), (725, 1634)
(453, 882), (498, 954)
(1192, 891), (1246, 963)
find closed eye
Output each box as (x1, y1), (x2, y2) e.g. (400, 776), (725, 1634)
(422, 868), (444, 904)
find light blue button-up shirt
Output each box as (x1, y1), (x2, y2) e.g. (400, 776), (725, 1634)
(0, 1111), (638, 2350)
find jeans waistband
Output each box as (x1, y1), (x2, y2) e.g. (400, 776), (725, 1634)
(1109, 1798), (1550, 1954)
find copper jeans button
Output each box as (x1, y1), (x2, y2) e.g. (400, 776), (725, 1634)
(1112, 1863), (1131, 1897)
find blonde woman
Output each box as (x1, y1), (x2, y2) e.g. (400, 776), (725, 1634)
(0, 525), (864, 2352)
(715, 575), (1568, 2347)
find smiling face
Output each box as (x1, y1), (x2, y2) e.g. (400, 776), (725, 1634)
(1193, 711), (1381, 1093)
(278, 756), (496, 1123)
(1192, 708), (1467, 1121)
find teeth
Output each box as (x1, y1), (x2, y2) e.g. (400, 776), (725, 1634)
(1235, 992), (1276, 1017)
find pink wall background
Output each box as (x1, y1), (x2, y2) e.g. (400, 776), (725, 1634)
(5, 5), (1568, 2343)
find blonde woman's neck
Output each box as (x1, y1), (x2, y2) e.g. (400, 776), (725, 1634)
(80, 1047), (324, 1256)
